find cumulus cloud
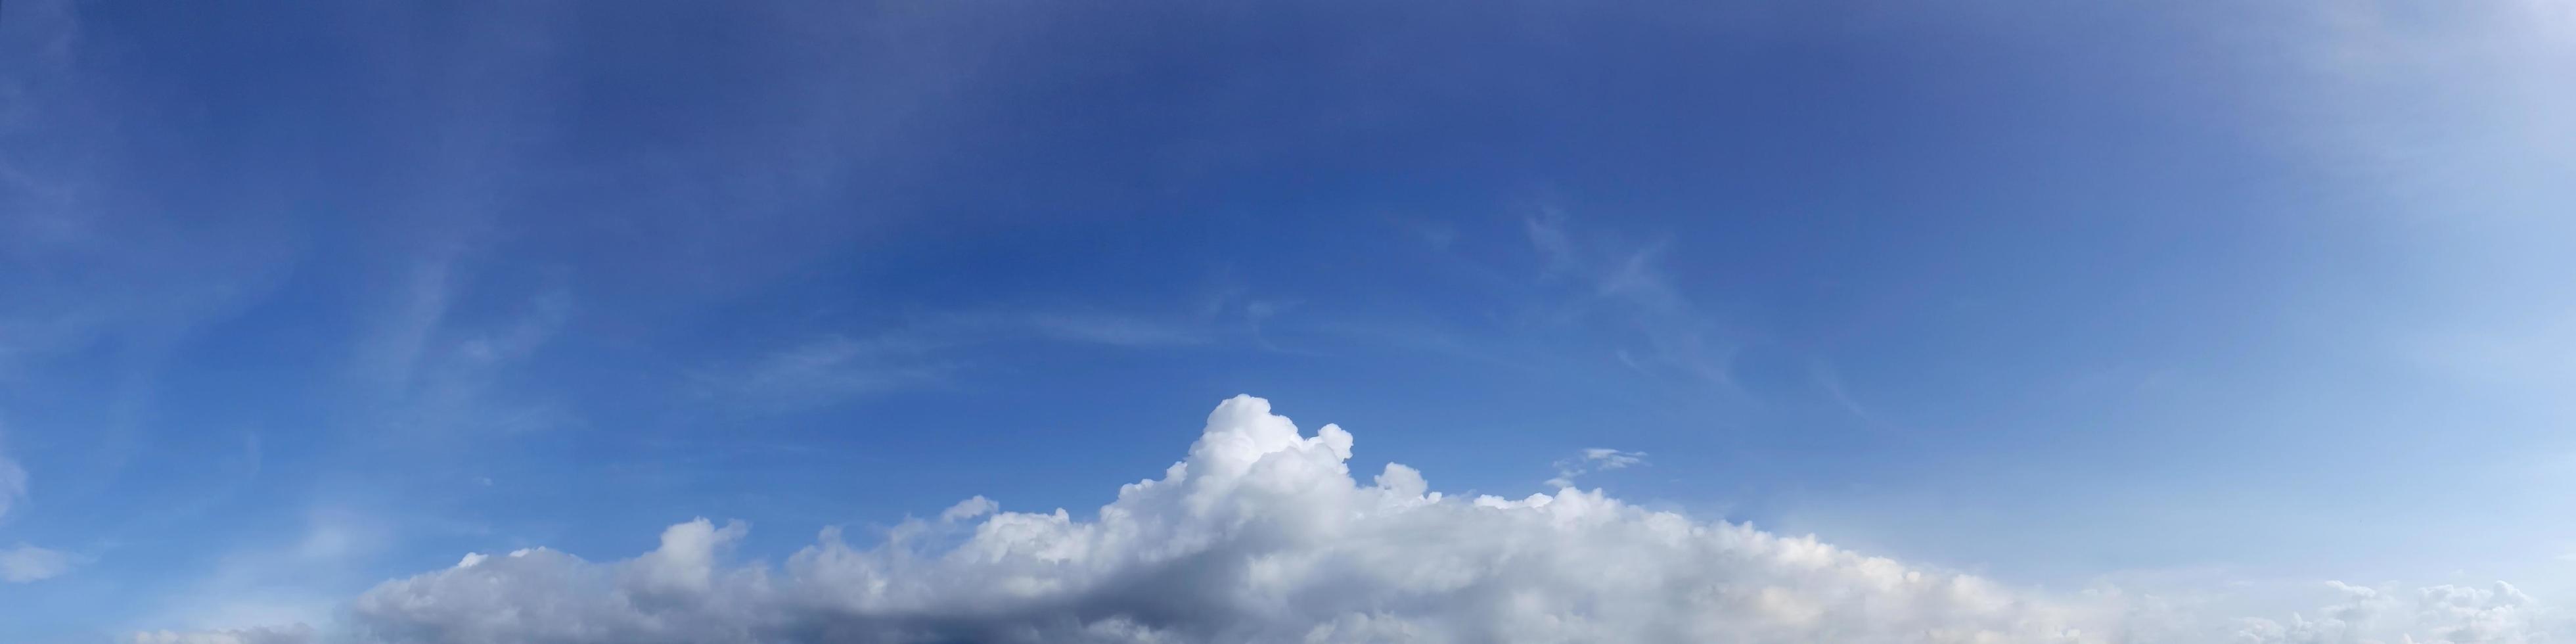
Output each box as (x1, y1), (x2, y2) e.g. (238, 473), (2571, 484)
(191, 396), (2564, 643)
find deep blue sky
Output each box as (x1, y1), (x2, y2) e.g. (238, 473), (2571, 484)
(3, 1), (2571, 640)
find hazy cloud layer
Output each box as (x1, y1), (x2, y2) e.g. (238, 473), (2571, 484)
(137, 396), (2564, 643)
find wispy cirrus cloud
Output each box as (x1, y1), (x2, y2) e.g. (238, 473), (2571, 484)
(700, 306), (1246, 412)
(1019, 311), (1218, 348)
(1522, 210), (1737, 391)
(1292, 211), (1741, 390)
(703, 333), (962, 412)
(1545, 447), (1647, 489)
(348, 259), (578, 438)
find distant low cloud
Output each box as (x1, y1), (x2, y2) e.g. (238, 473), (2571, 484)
(158, 395), (2563, 643)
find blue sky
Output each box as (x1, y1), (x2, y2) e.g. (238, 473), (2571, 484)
(3, 1), (2573, 642)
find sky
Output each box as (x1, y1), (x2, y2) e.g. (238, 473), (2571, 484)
(1, 1), (2573, 642)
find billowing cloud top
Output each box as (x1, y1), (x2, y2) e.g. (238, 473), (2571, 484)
(215, 396), (2551, 643)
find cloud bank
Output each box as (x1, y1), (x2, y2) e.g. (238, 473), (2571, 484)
(167, 396), (2559, 643)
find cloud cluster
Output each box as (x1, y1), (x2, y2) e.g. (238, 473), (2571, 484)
(169, 396), (2563, 643)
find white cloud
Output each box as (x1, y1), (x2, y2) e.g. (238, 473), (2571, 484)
(1, 542), (74, 582)
(188, 396), (2565, 643)
(1582, 448), (1643, 467)
(941, 495), (999, 522)
(1544, 448), (1646, 489)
